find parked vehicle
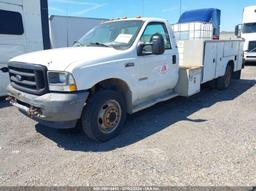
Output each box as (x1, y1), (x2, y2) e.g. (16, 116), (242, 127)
(7, 17), (244, 142)
(0, 0), (106, 97)
(235, 5), (256, 62)
(0, 0), (50, 97)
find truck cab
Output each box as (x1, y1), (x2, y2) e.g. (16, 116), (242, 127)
(7, 17), (243, 142)
(236, 5), (256, 63)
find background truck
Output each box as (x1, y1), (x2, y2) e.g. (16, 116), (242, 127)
(0, 0), (106, 97)
(7, 17), (244, 142)
(235, 5), (256, 63)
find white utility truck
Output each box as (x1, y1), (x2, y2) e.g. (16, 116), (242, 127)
(0, 0), (106, 97)
(235, 5), (256, 62)
(7, 18), (244, 141)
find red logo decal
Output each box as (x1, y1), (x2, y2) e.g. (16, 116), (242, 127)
(161, 64), (168, 74)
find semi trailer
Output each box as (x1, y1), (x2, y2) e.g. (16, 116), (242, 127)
(0, 0), (106, 97)
(235, 5), (256, 63)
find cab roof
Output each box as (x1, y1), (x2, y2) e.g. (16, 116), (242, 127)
(104, 17), (168, 23)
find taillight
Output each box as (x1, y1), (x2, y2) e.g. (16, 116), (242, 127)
(212, 35), (219, 40)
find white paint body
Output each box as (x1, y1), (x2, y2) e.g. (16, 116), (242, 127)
(177, 40), (243, 83)
(241, 5), (256, 62)
(11, 18), (180, 109)
(10, 18), (244, 114)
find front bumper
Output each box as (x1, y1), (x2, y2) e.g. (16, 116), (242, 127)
(244, 52), (256, 62)
(7, 85), (89, 129)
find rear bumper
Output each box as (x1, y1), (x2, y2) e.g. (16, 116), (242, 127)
(7, 85), (89, 129)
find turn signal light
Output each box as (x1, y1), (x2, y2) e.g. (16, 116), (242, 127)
(69, 84), (77, 92)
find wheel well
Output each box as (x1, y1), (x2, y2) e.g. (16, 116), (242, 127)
(89, 79), (133, 113)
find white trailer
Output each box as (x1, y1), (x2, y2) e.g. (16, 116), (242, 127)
(235, 5), (256, 62)
(49, 15), (107, 48)
(0, 0), (48, 97)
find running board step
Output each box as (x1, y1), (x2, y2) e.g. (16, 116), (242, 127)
(132, 91), (179, 113)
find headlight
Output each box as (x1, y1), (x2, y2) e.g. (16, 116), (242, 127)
(47, 71), (77, 92)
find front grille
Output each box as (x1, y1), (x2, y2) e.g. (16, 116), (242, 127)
(8, 62), (48, 95)
(248, 41), (256, 52)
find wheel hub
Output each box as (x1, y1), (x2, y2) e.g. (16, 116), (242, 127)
(98, 100), (121, 134)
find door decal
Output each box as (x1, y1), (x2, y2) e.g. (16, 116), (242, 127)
(160, 64), (168, 74)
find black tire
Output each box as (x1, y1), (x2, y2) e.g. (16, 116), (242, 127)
(216, 64), (233, 90)
(81, 90), (126, 142)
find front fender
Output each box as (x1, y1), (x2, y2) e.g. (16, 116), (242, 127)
(69, 59), (138, 99)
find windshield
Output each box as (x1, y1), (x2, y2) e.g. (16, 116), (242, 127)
(74, 20), (143, 50)
(242, 23), (256, 33)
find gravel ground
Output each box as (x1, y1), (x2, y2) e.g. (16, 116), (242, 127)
(0, 66), (255, 187)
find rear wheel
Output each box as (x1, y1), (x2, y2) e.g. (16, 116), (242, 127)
(81, 90), (126, 142)
(216, 64), (233, 90)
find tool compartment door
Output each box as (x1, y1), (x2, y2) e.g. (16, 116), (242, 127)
(202, 42), (217, 83)
(215, 41), (225, 78)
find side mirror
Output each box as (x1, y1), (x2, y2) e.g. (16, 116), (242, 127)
(0, 67), (9, 73)
(151, 34), (165, 55)
(137, 34), (165, 56)
(137, 42), (144, 56)
(235, 24), (242, 38)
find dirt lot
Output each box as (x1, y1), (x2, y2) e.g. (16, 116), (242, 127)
(0, 66), (255, 186)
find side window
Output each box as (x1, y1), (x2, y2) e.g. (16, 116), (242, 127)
(140, 23), (172, 51)
(0, 9), (24, 35)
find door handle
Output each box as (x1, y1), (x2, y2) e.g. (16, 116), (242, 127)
(172, 55), (177, 64)
(125, 63), (135, 68)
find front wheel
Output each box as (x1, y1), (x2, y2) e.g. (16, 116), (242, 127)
(81, 90), (126, 142)
(216, 65), (233, 90)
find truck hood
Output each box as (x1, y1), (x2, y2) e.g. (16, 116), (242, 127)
(242, 33), (256, 50)
(10, 47), (124, 71)
(242, 33), (256, 41)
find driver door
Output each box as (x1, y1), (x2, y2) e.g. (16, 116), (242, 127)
(135, 22), (178, 101)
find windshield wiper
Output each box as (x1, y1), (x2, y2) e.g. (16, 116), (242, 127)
(249, 47), (256, 53)
(89, 42), (110, 47)
(73, 41), (85, 47)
